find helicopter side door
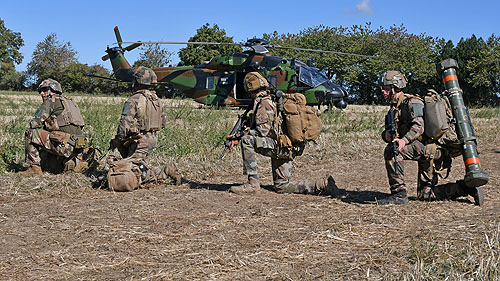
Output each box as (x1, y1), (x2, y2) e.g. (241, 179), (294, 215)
(234, 72), (251, 100)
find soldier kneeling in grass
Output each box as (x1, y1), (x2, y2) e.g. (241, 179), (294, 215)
(20, 79), (92, 175)
(104, 67), (180, 191)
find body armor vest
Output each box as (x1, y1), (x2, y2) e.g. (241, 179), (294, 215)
(136, 90), (162, 132)
(56, 96), (85, 127)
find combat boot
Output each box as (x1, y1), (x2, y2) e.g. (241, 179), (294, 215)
(315, 175), (340, 196)
(230, 177), (260, 194)
(19, 165), (43, 176)
(377, 190), (409, 205)
(163, 164), (182, 185)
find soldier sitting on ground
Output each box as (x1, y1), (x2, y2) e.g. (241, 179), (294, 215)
(20, 79), (90, 175)
(227, 72), (339, 196)
(377, 70), (483, 205)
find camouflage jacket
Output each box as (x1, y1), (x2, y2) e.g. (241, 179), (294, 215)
(29, 94), (84, 136)
(383, 93), (424, 144)
(115, 89), (166, 139)
(248, 90), (278, 140)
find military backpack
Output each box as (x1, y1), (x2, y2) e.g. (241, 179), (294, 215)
(422, 89), (460, 152)
(281, 93), (322, 144)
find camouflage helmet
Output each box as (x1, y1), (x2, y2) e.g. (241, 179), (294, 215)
(379, 70), (408, 89)
(244, 72), (269, 92)
(38, 78), (62, 94)
(133, 66), (157, 86)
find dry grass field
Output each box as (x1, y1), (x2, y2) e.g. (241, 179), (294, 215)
(0, 91), (498, 280)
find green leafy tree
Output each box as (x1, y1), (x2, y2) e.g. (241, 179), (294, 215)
(0, 62), (26, 90)
(56, 63), (125, 95)
(0, 19), (25, 90)
(450, 35), (500, 106)
(178, 23), (241, 66)
(26, 33), (77, 85)
(133, 43), (173, 68)
(0, 18), (23, 65)
(265, 23), (438, 104)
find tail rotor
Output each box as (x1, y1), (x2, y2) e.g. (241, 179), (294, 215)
(102, 26), (142, 61)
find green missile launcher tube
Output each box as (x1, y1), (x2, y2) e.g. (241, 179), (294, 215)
(436, 58), (489, 188)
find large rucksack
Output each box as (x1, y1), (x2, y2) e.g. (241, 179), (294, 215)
(281, 93), (322, 144)
(423, 89), (460, 154)
(422, 89), (462, 178)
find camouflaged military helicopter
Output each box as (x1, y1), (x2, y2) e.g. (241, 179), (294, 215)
(100, 26), (383, 108)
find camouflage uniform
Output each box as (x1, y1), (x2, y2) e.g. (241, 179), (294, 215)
(382, 94), (435, 194)
(382, 93), (471, 201)
(239, 90), (330, 194)
(112, 89), (166, 182)
(24, 93), (86, 172)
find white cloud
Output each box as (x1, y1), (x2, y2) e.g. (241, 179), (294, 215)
(354, 0), (373, 14)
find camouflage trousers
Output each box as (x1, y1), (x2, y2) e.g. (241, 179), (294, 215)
(116, 131), (158, 182)
(240, 134), (316, 194)
(25, 128), (74, 167)
(384, 140), (465, 200)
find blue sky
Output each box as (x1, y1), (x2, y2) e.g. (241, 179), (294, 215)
(2, 0), (499, 72)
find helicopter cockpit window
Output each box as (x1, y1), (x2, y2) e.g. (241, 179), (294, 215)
(298, 65), (328, 87)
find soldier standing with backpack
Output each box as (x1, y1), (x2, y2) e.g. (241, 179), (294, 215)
(377, 70), (483, 205)
(228, 72), (339, 196)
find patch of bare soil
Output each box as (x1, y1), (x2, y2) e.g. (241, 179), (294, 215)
(0, 143), (499, 280)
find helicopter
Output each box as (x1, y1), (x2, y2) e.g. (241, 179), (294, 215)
(100, 26), (383, 108)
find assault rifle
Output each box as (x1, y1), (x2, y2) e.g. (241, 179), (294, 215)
(387, 107), (399, 172)
(219, 101), (254, 160)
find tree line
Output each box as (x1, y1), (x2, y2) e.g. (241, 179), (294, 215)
(0, 19), (499, 105)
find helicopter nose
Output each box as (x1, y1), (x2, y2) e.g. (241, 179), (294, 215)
(326, 84), (348, 108)
(335, 99), (347, 109)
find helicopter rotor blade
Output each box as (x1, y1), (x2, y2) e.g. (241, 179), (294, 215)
(119, 41), (242, 47)
(114, 26), (123, 48)
(271, 45), (390, 60)
(124, 42), (142, 52)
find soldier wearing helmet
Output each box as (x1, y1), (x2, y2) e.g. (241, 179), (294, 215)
(377, 71), (480, 205)
(20, 78), (88, 175)
(107, 67), (178, 190)
(228, 72), (339, 196)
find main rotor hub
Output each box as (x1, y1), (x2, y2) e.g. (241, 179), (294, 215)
(244, 38), (269, 54)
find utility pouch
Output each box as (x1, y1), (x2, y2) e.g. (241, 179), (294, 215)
(107, 159), (142, 192)
(48, 131), (71, 144)
(67, 134), (88, 149)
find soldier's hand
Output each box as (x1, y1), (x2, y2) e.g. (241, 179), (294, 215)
(393, 138), (406, 152)
(226, 135), (239, 150)
(229, 139), (239, 150)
